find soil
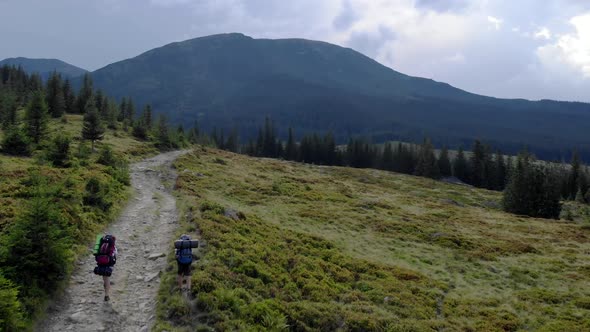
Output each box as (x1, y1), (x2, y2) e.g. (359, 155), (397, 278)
(37, 151), (186, 332)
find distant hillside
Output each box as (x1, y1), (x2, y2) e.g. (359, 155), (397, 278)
(87, 33), (590, 160)
(0, 57), (87, 80)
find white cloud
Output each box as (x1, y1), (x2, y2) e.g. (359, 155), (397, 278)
(537, 13), (590, 78)
(487, 15), (503, 30)
(534, 27), (552, 39)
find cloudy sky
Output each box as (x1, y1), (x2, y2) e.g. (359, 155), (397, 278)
(1, 0), (589, 102)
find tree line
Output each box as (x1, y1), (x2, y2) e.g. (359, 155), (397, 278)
(210, 117), (589, 219)
(0, 65), (193, 157)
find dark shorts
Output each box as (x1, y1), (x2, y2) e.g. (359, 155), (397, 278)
(177, 263), (191, 276)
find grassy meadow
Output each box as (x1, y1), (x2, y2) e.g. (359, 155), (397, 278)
(156, 147), (590, 331)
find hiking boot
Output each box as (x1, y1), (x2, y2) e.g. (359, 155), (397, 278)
(104, 296), (110, 302)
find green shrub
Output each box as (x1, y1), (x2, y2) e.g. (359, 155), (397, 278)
(83, 177), (112, 211)
(0, 191), (73, 315)
(97, 145), (117, 167)
(47, 134), (71, 167)
(1, 127), (30, 156)
(0, 274), (25, 332)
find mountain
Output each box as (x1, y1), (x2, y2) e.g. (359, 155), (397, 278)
(88, 33), (590, 160)
(0, 57), (87, 80)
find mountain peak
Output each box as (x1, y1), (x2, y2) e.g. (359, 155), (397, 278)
(0, 57), (87, 79)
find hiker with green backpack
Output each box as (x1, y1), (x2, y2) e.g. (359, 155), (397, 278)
(93, 234), (118, 301)
(175, 234), (198, 291)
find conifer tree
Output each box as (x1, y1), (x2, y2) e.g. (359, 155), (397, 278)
(414, 139), (440, 179)
(494, 151), (507, 190)
(382, 142), (394, 171)
(568, 150), (581, 199)
(45, 72), (65, 118)
(118, 98), (127, 122)
(24, 91), (49, 144)
(126, 98), (135, 121)
(81, 101), (105, 151)
(470, 140), (486, 187)
(285, 127), (297, 161)
(437, 146), (452, 177)
(143, 104), (152, 129)
(76, 73), (93, 114)
(453, 147), (469, 182)
(1, 127), (30, 156)
(225, 127), (239, 152)
(62, 78), (75, 114)
(156, 114), (171, 149)
(0, 90), (18, 128)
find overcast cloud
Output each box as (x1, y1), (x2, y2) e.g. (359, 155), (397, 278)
(1, 0), (589, 102)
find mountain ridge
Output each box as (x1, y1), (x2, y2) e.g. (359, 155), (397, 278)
(0, 57), (87, 79)
(78, 33), (590, 159)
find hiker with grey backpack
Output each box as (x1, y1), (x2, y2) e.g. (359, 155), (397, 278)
(175, 234), (198, 292)
(93, 234), (118, 301)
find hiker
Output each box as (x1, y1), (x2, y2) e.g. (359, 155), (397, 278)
(175, 234), (196, 291)
(93, 234), (118, 302)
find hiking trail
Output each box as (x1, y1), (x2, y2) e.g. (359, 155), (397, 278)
(37, 151), (186, 332)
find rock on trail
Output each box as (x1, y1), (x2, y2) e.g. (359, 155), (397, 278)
(37, 151), (187, 332)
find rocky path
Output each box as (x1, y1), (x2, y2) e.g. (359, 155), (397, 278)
(37, 151), (186, 332)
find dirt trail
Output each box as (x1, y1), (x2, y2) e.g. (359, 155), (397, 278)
(38, 151), (186, 332)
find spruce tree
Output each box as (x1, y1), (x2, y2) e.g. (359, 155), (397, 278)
(568, 150), (581, 199)
(414, 139), (440, 179)
(437, 146), (452, 177)
(494, 151), (507, 190)
(62, 78), (75, 114)
(126, 98), (135, 121)
(24, 91), (49, 144)
(76, 73), (93, 114)
(81, 101), (105, 151)
(470, 140), (486, 187)
(1, 127), (30, 156)
(45, 72), (65, 118)
(382, 142), (394, 171)
(285, 127), (297, 160)
(156, 114), (171, 149)
(453, 147), (469, 183)
(0, 90), (18, 128)
(143, 104), (152, 129)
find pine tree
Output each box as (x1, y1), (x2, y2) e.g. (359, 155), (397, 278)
(1, 127), (30, 156)
(0, 90), (18, 128)
(132, 119), (148, 140)
(225, 127), (239, 152)
(453, 147), (469, 182)
(494, 151), (507, 190)
(118, 98), (127, 122)
(470, 140), (486, 187)
(285, 127), (297, 160)
(47, 134), (71, 167)
(437, 146), (452, 177)
(76, 73), (93, 114)
(143, 104), (152, 129)
(568, 150), (581, 199)
(24, 90), (49, 144)
(382, 142), (394, 171)
(156, 114), (171, 149)
(81, 101), (105, 151)
(414, 139), (440, 179)
(503, 152), (561, 219)
(126, 98), (135, 121)
(45, 72), (65, 118)
(62, 78), (75, 114)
